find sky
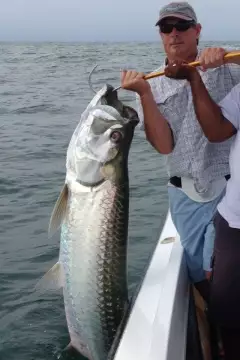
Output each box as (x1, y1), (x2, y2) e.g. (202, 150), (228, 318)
(0, 0), (239, 42)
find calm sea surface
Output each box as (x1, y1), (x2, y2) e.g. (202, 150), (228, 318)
(1, 41), (239, 360)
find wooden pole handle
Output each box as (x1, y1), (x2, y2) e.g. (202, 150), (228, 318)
(144, 51), (240, 80)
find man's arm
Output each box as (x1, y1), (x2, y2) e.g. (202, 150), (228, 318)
(197, 48), (240, 86)
(120, 69), (174, 155)
(198, 48), (240, 69)
(136, 91), (174, 154)
(188, 70), (237, 142)
(164, 62), (238, 143)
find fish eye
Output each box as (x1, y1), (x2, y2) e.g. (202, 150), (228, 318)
(110, 130), (122, 143)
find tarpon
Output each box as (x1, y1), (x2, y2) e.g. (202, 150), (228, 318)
(38, 84), (139, 360)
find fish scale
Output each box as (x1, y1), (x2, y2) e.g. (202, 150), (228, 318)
(60, 181), (129, 359)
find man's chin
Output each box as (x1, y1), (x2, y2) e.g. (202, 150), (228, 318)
(170, 45), (185, 55)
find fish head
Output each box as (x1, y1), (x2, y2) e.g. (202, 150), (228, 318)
(72, 85), (139, 186)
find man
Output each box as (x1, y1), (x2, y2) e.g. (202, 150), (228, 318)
(120, 1), (240, 303)
(163, 58), (240, 360)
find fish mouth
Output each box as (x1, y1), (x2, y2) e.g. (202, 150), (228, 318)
(103, 85), (139, 126)
(170, 42), (184, 46)
(103, 84), (121, 106)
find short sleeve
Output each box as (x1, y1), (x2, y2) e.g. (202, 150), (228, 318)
(227, 63), (240, 86)
(135, 93), (145, 130)
(219, 83), (240, 130)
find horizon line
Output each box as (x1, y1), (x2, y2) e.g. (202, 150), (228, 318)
(0, 39), (238, 44)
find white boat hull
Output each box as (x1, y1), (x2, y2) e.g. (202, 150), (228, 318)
(113, 210), (190, 360)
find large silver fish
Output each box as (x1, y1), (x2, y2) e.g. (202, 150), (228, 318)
(39, 84), (139, 360)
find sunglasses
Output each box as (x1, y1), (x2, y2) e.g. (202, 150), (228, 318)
(159, 20), (195, 34)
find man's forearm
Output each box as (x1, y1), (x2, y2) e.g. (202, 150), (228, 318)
(188, 71), (237, 142)
(140, 91), (173, 154)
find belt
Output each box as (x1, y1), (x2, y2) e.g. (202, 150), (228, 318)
(169, 175), (230, 188)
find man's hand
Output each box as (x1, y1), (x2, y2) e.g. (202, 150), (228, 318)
(164, 60), (198, 81)
(199, 47), (227, 70)
(120, 70), (151, 97)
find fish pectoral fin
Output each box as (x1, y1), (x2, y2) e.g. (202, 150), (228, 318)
(63, 340), (93, 360)
(62, 342), (73, 352)
(34, 262), (63, 292)
(48, 183), (68, 238)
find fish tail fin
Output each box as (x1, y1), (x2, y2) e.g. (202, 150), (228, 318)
(34, 262), (63, 292)
(48, 183), (68, 238)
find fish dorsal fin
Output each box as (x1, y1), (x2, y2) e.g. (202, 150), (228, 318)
(48, 183), (68, 238)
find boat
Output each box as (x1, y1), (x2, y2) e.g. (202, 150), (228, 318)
(113, 210), (213, 360)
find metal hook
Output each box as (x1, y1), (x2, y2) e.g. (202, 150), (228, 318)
(112, 85), (121, 92)
(88, 64), (98, 94)
(88, 64), (122, 93)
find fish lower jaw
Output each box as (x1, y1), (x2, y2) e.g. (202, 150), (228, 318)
(67, 177), (114, 194)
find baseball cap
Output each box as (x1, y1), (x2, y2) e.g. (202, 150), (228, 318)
(155, 2), (198, 26)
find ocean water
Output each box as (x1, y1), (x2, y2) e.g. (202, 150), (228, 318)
(1, 41), (239, 360)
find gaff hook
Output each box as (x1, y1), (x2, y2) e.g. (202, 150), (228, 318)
(88, 64), (98, 94)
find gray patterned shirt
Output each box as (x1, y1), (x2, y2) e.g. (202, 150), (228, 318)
(136, 61), (240, 192)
